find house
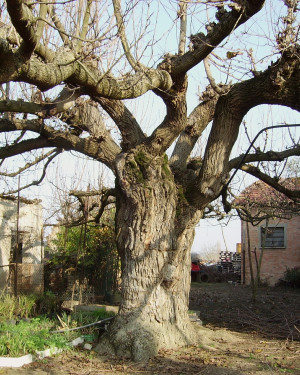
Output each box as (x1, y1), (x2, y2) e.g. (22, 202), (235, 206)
(236, 178), (300, 286)
(0, 196), (44, 294)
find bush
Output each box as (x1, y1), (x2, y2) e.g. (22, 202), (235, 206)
(283, 267), (300, 288)
(0, 317), (76, 357)
(35, 291), (62, 315)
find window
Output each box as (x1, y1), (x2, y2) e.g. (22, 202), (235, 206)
(260, 225), (286, 248)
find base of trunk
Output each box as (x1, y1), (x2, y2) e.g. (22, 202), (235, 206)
(95, 313), (196, 361)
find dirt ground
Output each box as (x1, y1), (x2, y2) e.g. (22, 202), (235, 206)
(1, 283), (300, 375)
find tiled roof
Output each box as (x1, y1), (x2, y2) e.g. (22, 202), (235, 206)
(235, 178), (300, 215)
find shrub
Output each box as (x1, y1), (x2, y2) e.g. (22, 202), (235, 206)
(283, 267), (300, 288)
(35, 291), (62, 315)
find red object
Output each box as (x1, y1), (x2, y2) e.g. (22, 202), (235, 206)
(191, 263), (200, 272)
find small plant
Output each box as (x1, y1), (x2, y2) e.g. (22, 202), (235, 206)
(283, 267), (300, 288)
(57, 309), (115, 335)
(0, 293), (16, 322)
(0, 317), (77, 357)
(0, 293), (37, 323)
(248, 353), (255, 360)
(0, 296), (116, 358)
(17, 295), (36, 319)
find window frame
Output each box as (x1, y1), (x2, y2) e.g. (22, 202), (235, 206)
(259, 224), (287, 249)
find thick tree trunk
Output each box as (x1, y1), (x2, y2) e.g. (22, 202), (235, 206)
(96, 149), (202, 361)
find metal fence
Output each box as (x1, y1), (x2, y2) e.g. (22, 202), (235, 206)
(0, 263), (44, 296)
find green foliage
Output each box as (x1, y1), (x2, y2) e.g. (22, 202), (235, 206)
(16, 295), (36, 319)
(35, 291), (62, 315)
(0, 294), (37, 323)
(0, 307), (115, 357)
(48, 214), (119, 295)
(0, 317), (76, 357)
(0, 292), (66, 324)
(73, 309), (114, 325)
(177, 186), (187, 204)
(58, 309), (115, 335)
(283, 267), (300, 287)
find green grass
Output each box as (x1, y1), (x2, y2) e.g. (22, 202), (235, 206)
(0, 317), (76, 357)
(0, 293), (36, 323)
(0, 293), (116, 358)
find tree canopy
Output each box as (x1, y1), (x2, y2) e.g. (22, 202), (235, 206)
(0, 0), (299, 206)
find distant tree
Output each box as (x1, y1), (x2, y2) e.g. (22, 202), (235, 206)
(0, 0), (299, 361)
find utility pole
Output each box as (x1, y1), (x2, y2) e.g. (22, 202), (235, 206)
(14, 175), (21, 297)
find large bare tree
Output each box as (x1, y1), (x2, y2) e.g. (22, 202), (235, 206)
(0, 0), (299, 361)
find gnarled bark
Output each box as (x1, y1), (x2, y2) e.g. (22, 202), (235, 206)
(96, 149), (202, 361)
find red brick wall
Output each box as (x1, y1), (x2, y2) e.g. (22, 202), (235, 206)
(241, 216), (300, 286)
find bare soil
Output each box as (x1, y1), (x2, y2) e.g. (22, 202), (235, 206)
(1, 283), (300, 375)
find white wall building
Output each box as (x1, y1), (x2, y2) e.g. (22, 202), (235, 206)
(0, 196), (44, 293)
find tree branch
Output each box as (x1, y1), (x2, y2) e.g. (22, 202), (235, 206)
(229, 145), (300, 170)
(233, 176), (300, 223)
(70, 188), (116, 224)
(0, 117), (119, 170)
(160, 0), (265, 77)
(146, 75), (188, 155)
(95, 96), (145, 151)
(0, 148), (59, 177)
(203, 57), (230, 95)
(35, 1), (48, 49)
(3, 149), (62, 195)
(178, 1), (187, 56)
(49, 4), (71, 47)
(75, 0), (92, 54)
(6, 0), (37, 56)
(0, 46), (172, 98)
(61, 99), (121, 154)
(234, 204), (298, 225)
(112, 0), (143, 71)
(188, 48), (300, 208)
(0, 86), (81, 117)
(238, 165), (300, 200)
(170, 87), (219, 173)
(0, 136), (50, 159)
